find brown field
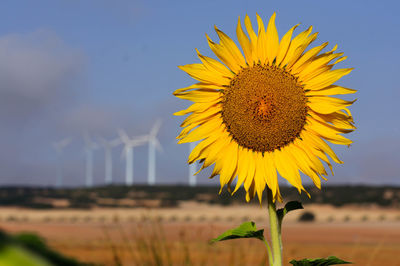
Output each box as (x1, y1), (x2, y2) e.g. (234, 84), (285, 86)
(1, 203), (400, 266)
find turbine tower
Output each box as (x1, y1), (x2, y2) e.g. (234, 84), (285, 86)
(98, 137), (121, 185)
(146, 120), (163, 186)
(188, 142), (197, 187)
(83, 132), (98, 188)
(53, 138), (71, 188)
(118, 129), (147, 186)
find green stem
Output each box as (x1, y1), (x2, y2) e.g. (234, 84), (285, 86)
(267, 188), (282, 266)
(263, 238), (273, 266)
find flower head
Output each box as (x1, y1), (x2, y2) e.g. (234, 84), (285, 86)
(174, 13), (356, 202)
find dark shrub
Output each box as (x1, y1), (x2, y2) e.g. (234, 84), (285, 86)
(298, 211), (315, 222)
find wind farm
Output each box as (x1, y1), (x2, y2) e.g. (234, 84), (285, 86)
(118, 129), (147, 186)
(98, 137), (121, 185)
(52, 138), (71, 188)
(146, 120), (163, 186)
(83, 132), (98, 188)
(52, 120), (168, 188)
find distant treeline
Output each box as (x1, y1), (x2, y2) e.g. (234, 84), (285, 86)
(0, 185), (398, 209)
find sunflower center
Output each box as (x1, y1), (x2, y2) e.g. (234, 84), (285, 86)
(221, 64), (308, 152)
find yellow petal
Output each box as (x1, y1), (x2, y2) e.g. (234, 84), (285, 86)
(304, 68), (353, 90)
(305, 122), (353, 146)
(214, 26), (247, 68)
(275, 24), (299, 66)
(188, 140), (212, 164)
(299, 51), (343, 79)
(294, 139), (327, 176)
(308, 96), (356, 114)
(263, 152), (278, 199)
(290, 42), (329, 74)
(301, 130), (343, 164)
(234, 147), (250, 193)
(301, 65), (333, 84)
(206, 34), (241, 73)
(274, 186), (283, 203)
(245, 179), (256, 202)
(306, 85), (357, 96)
(196, 49), (234, 78)
(308, 116), (354, 134)
(181, 105), (221, 127)
(310, 110), (355, 129)
(307, 147), (333, 176)
(280, 26), (313, 67)
(266, 12), (279, 65)
(201, 132), (232, 170)
(178, 117), (222, 143)
(243, 151), (256, 192)
(286, 32), (318, 69)
(274, 147), (304, 193)
(256, 14), (267, 64)
(244, 15), (258, 64)
(173, 99), (219, 116)
(177, 123), (198, 139)
(218, 142), (239, 191)
(210, 159), (223, 180)
(188, 131), (222, 163)
(173, 82), (223, 95)
(289, 143), (322, 189)
(236, 16), (252, 64)
(332, 55), (347, 65)
(174, 89), (222, 103)
(254, 152), (267, 203)
(178, 64), (231, 85)
(309, 112), (355, 133)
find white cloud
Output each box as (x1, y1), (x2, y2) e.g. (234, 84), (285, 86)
(0, 29), (87, 184)
(0, 29), (85, 115)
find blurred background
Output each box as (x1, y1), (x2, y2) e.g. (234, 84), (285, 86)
(0, 0), (399, 265)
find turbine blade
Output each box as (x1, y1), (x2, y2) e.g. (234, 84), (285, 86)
(97, 136), (107, 145)
(53, 137), (71, 152)
(131, 135), (149, 147)
(117, 128), (131, 143)
(59, 137), (71, 148)
(121, 146), (128, 159)
(83, 131), (91, 145)
(150, 119), (162, 138)
(83, 131), (97, 149)
(110, 138), (122, 147)
(155, 139), (163, 153)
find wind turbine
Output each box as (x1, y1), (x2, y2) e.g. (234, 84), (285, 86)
(83, 132), (98, 188)
(53, 138), (71, 188)
(146, 120), (163, 186)
(118, 129), (148, 186)
(188, 142), (197, 187)
(98, 137), (121, 185)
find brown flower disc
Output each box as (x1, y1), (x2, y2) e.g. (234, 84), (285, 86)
(221, 64), (308, 152)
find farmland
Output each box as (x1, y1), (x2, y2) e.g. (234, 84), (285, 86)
(1, 185), (399, 265)
(1, 197), (399, 265)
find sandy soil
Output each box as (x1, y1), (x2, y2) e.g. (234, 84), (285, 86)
(1, 202), (399, 224)
(0, 204), (399, 266)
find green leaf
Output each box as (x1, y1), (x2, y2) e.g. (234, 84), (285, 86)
(210, 221), (264, 243)
(289, 256), (352, 266)
(277, 201), (303, 224)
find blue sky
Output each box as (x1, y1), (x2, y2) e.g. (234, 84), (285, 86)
(0, 0), (399, 187)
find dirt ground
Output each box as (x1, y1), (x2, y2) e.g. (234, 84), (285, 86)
(0, 204), (399, 266)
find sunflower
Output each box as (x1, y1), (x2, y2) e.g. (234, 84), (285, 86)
(174, 13), (356, 203)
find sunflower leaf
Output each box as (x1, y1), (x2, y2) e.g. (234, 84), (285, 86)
(210, 221), (264, 243)
(277, 201), (303, 225)
(289, 256), (352, 265)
